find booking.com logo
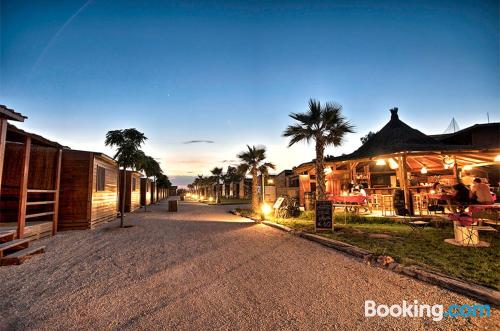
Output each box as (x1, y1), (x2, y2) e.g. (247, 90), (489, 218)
(365, 300), (491, 321)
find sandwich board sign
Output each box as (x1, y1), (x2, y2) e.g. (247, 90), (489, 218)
(315, 200), (333, 232)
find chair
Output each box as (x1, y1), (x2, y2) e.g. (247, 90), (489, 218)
(403, 214), (430, 236)
(367, 194), (381, 213)
(381, 195), (394, 216)
(412, 194), (427, 216)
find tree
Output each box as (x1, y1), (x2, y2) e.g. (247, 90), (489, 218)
(360, 131), (375, 144)
(210, 167), (223, 203)
(138, 155), (163, 210)
(283, 99), (354, 200)
(237, 145), (275, 212)
(105, 128), (147, 227)
(223, 166), (241, 198)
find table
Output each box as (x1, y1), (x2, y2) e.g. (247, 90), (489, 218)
(469, 204), (500, 226)
(328, 195), (367, 224)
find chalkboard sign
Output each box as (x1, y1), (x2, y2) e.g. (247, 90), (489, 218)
(315, 200), (333, 231)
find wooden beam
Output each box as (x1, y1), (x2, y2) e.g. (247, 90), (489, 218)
(0, 119), (7, 191)
(52, 149), (62, 235)
(17, 136), (31, 239)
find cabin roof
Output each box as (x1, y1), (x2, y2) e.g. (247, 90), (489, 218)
(7, 124), (64, 148)
(0, 105), (27, 122)
(431, 122), (500, 141)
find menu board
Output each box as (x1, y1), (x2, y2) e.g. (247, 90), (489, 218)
(315, 200), (333, 231)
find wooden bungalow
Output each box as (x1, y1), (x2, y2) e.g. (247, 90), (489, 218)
(150, 181), (157, 204)
(58, 150), (119, 230)
(140, 177), (152, 207)
(119, 170), (142, 213)
(275, 170), (300, 199)
(294, 108), (500, 213)
(1, 120), (63, 239)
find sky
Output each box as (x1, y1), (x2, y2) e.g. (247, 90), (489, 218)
(1, 0), (498, 187)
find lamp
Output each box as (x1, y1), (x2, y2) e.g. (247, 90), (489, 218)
(376, 159), (386, 166)
(421, 167), (428, 174)
(495, 155), (500, 162)
(463, 165), (472, 171)
(261, 203), (272, 215)
(388, 158), (399, 169)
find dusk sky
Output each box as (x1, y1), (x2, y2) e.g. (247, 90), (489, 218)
(1, 0), (498, 187)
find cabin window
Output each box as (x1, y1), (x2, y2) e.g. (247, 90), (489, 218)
(96, 166), (106, 191)
(132, 178), (137, 191)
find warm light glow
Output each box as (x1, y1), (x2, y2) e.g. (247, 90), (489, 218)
(261, 203), (272, 215)
(324, 167), (333, 175)
(208, 197), (214, 202)
(376, 159), (386, 166)
(388, 158), (399, 169)
(267, 179), (274, 184)
(193, 194), (199, 200)
(420, 167), (428, 174)
(200, 195), (205, 200)
(430, 189), (436, 194)
(463, 165), (472, 171)
(495, 155), (500, 162)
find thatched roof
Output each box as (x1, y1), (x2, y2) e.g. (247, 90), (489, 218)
(328, 108), (464, 162)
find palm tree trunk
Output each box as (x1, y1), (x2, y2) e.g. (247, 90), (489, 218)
(315, 141), (326, 200)
(251, 169), (259, 212)
(120, 169), (126, 228)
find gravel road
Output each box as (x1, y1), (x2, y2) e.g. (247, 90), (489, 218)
(0, 200), (498, 330)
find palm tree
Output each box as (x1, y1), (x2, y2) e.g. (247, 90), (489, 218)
(283, 99), (354, 200)
(139, 155), (163, 210)
(210, 167), (223, 203)
(237, 145), (275, 212)
(105, 128), (147, 227)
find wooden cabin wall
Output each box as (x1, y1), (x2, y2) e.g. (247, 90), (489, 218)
(1, 144), (58, 223)
(0, 143), (22, 222)
(140, 178), (151, 206)
(58, 151), (91, 230)
(120, 171), (141, 212)
(90, 156), (118, 228)
(130, 173), (141, 211)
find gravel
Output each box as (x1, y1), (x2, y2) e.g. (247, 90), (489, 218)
(0, 201), (498, 330)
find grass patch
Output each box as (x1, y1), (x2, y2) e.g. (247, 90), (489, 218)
(236, 208), (500, 290)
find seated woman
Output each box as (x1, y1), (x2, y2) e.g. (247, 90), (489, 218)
(470, 178), (494, 205)
(451, 181), (470, 213)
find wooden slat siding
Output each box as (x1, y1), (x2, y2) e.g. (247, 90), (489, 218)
(130, 172), (141, 212)
(0, 118), (7, 190)
(57, 150), (91, 230)
(90, 155), (118, 228)
(52, 149), (62, 235)
(17, 136), (31, 238)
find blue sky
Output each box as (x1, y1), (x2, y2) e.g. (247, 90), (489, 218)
(1, 0), (498, 186)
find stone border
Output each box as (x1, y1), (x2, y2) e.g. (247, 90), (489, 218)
(230, 210), (500, 307)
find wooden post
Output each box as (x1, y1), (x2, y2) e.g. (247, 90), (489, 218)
(17, 136), (31, 239)
(400, 155), (411, 212)
(453, 155), (460, 184)
(0, 119), (7, 191)
(52, 149), (62, 235)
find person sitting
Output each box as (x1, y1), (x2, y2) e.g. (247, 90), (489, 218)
(432, 182), (444, 193)
(470, 178), (494, 205)
(451, 181), (470, 212)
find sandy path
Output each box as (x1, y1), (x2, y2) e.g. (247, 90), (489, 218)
(0, 201), (497, 330)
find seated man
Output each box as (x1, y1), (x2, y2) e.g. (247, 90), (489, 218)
(470, 178), (494, 205)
